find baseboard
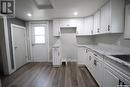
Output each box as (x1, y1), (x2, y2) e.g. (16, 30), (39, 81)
(27, 59), (52, 62)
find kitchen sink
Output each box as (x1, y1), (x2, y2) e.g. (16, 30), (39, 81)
(111, 55), (130, 63)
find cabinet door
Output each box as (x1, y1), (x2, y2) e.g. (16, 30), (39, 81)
(85, 49), (89, 67)
(101, 1), (111, 34)
(76, 19), (84, 35)
(94, 11), (100, 34)
(78, 47), (86, 65)
(93, 58), (103, 87)
(52, 47), (61, 66)
(104, 66), (119, 87)
(84, 16), (94, 35)
(60, 19), (77, 28)
(87, 51), (94, 73)
(53, 19), (60, 36)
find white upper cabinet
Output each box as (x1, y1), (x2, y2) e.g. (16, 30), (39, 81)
(60, 18), (84, 35)
(53, 0), (124, 36)
(124, 4), (130, 39)
(94, 11), (101, 34)
(84, 16), (94, 35)
(60, 19), (77, 28)
(53, 19), (60, 36)
(101, 0), (124, 34)
(53, 18), (84, 36)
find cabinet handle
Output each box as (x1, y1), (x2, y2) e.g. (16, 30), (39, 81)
(97, 28), (100, 33)
(89, 56), (91, 60)
(58, 52), (60, 56)
(119, 80), (121, 85)
(94, 54), (97, 57)
(94, 60), (97, 66)
(108, 25), (110, 31)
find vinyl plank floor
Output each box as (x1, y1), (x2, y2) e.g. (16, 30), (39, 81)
(1, 62), (99, 87)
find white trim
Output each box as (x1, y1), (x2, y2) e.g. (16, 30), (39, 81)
(3, 16), (12, 75)
(11, 24), (26, 29)
(11, 24), (28, 73)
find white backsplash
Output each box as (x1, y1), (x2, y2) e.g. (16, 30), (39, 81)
(94, 34), (130, 48)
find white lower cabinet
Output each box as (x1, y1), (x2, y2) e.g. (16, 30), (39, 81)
(103, 65), (119, 87)
(52, 47), (61, 67)
(78, 47), (130, 87)
(93, 56), (103, 87)
(78, 47), (87, 65)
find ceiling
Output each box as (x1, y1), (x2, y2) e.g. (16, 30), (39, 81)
(15, 0), (108, 21)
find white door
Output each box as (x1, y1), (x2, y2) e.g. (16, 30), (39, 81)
(31, 23), (49, 62)
(12, 24), (27, 69)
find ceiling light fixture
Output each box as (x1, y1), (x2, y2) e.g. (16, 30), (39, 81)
(27, 13), (32, 17)
(74, 12), (78, 16)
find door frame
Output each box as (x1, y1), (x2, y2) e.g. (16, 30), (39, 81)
(28, 21), (49, 62)
(11, 24), (27, 73)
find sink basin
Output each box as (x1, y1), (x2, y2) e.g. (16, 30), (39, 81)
(111, 55), (130, 63)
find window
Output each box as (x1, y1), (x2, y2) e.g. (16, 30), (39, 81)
(34, 27), (45, 44)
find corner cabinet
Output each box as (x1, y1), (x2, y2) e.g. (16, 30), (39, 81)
(52, 47), (61, 67)
(94, 11), (101, 34)
(100, 0), (124, 34)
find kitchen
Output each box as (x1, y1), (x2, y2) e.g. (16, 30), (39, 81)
(0, 0), (130, 87)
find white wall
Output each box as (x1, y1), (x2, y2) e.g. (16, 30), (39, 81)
(94, 34), (130, 47)
(49, 21), (60, 61)
(60, 33), (77, 61)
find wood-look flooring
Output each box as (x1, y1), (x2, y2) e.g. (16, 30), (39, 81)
(1, 62), (98, 87)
